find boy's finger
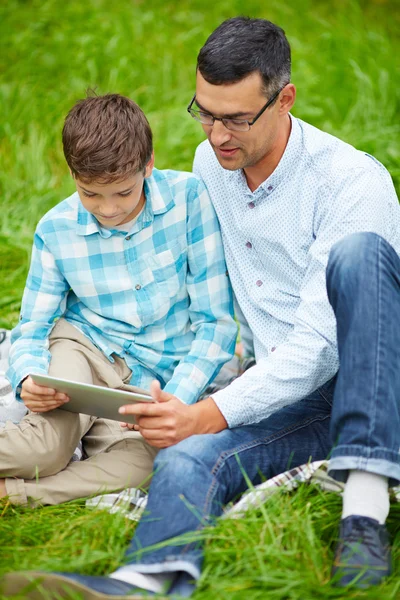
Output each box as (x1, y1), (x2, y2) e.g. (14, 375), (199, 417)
(29, 401), (65, 412)
(23, 393), (69, 403)
(120, 422), (135, 430)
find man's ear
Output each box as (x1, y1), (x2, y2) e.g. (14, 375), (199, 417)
(279, 83), (296, 115)
(144, 151), (155, 178)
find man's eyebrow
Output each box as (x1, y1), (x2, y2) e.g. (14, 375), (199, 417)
(194, 98), (251, 119)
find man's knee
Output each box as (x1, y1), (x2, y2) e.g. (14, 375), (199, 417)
(327, 232), (398, 291)
(328, 232), (378, 273)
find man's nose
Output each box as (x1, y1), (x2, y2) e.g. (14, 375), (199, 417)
(209, 120), (232, 147)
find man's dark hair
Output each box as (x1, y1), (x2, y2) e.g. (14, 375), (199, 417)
(197, 17), (291, 97)
(62, 93), (153, 183)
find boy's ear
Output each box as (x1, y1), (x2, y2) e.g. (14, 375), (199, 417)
(144, 151), (155, 178)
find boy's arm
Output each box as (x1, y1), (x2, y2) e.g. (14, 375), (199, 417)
(162, 177), (238, 404)
(6, 230), (70, 397)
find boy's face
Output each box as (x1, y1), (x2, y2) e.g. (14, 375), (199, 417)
(75, 157), (153, 228)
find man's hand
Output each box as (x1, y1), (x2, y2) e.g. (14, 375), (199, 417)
(119, 380), (228, 448)
(21, 375), (69, 413)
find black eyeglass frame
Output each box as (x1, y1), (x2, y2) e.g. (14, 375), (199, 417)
(187, 85), (286, 131)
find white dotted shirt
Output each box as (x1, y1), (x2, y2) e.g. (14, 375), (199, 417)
(193, 115), (400, 427)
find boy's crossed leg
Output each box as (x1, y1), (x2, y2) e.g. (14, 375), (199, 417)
(0, 319), (158, 506)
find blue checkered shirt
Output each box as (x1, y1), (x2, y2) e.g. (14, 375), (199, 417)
(7, 168), (237, 404)
(194, 115), (400, 427)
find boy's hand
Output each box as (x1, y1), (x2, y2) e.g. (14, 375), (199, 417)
(21, 376), (69, 413)
(119, 380), (227, 448)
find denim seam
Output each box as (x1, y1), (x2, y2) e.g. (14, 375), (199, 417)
(331, 443), (400, 462)
(368, 235), (381, 450)
(203, 411), (331, 515)
(317, 386), (333, 407)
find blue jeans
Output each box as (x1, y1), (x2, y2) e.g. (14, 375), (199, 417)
(117, 233), (400, 593)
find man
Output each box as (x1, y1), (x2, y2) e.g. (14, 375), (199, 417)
(4, 16), (400, 599)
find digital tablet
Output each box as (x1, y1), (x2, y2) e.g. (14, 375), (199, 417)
(30, 373), (153, 424)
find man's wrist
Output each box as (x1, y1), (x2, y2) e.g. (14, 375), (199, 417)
(191, 396), (228, 434)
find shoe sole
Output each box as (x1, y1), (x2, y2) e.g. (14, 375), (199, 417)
(1, 571), (163, 599)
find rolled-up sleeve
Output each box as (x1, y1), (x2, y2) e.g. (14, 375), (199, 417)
(163, 179), (237, 403)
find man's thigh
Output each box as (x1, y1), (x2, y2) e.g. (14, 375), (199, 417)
(162, 380), (334, 506)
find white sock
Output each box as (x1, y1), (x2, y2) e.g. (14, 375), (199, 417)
(109, 567), (173, 594)
(342, 470), (390, 524)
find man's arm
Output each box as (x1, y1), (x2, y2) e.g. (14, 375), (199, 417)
(6, 229), (70, 400)
(210, 165), (400, 427)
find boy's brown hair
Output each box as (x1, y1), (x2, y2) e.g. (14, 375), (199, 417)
(62, 93), (153, 183)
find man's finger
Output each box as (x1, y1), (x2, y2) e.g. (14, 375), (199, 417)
(138, 429), (173, 447)
(150, 380), (173, 403)
(135, 416), (172, 430)
(119, 402), (164, 417)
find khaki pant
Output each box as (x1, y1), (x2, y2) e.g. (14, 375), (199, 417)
(0, 319), (158, 506)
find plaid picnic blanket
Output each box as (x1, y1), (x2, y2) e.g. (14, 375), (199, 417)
(85, 460), (400, 522)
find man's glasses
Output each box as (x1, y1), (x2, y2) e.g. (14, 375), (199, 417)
(187, 86), (285, 132)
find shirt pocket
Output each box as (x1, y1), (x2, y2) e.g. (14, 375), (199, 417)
(144, 240), (187, 300)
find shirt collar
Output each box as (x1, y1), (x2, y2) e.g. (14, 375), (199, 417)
(224, 114), (303, 195)
(75, 168), (176, 237)
(76, 197), (107, 238)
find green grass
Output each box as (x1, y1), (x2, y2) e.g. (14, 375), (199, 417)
(1, 485), (399, 599)
(1, 0), (399, 597)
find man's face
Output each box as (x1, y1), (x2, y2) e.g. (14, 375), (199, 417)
(195, 71), (283, 171)
(75, 159), (153, 228)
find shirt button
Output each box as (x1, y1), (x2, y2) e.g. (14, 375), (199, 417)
(135, 284), (141, 291)
(126, 235), (131, 241)
(248, 201), (255, 209)
(268, 185), (273, 191)
(271, 346), (276, 352)
(256, 280), (263, 287)
(246, 242), (252, 249)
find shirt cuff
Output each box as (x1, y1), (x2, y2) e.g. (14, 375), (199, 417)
(163, 367), (209, 405)
(210, 385), (249, 429)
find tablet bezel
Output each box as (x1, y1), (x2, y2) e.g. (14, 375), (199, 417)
(30, 373), (153, 424)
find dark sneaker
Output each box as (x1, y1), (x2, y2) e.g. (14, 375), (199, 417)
(332, 515), (391, 588)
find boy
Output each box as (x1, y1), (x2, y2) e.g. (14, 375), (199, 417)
(0, 93), (237, 506)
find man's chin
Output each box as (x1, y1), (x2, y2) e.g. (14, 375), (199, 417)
(214, 153), (244, 171)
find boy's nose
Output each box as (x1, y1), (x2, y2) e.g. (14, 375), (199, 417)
(100, 204), (119, 217)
